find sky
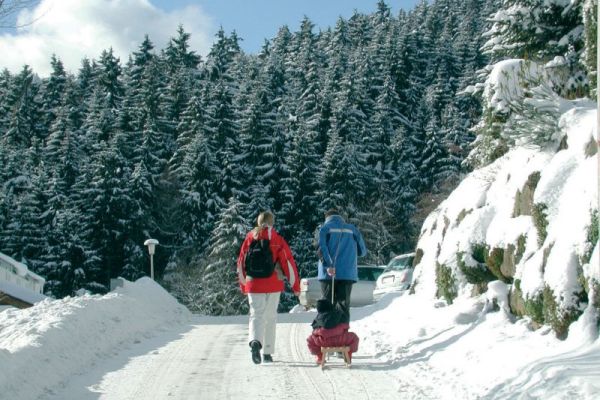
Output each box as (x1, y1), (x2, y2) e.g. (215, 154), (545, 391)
(0, 0), (420, 76)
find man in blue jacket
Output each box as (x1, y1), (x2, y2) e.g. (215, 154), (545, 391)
(317, 209), (367, 323)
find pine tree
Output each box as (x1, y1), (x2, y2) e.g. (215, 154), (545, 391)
(165, 25), (202, 71)
(0, 68), (12, 133)
(40, 55), (68, 134)
(482, 0), (586, 97)
(177, 129), (220, 249)
(75, 144), (136, 292)
(204, 80), (241, 204)
(199, 196), (250, 315)
(583, 0), (597, 98)
(96, 48), (124, 109)
(40, 185), (88, 297)
(3, 65), (43, 148)
(0, 168), (47, 275)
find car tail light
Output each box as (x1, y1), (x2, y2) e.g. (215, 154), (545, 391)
(400, 272), (408, 282)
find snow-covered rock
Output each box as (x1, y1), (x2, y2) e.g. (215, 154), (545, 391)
(411, 102), (598, 338)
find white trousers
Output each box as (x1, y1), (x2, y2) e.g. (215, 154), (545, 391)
(247, 292), (280, 355)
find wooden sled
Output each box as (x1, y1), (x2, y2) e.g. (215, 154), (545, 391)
(320, 346), (351, 369)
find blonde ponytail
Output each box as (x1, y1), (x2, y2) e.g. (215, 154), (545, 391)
(252, 211), (275, 238)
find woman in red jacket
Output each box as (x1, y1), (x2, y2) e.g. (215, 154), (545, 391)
(237, 211), (300, 364)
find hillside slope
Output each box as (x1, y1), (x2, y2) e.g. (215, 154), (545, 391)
(411, 98), (598, 338)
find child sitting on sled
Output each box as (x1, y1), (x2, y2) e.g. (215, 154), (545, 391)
(306, 298), (359, 364)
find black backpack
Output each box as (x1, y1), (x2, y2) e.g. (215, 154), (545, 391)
(245, 239), (275, 278)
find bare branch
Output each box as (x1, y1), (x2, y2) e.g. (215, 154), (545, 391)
(0, 0), (41, 29)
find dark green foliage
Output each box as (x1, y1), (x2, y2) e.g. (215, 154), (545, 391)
(436, 263), (457, 304)
(542, 286), (584, 340)
(582, 209), (599, 265)
(524, 292), (545, 325)
(523, 282), (587, 339)
(457, 251), (496, 285)
(533, 203), (549, 247)
(471, 243), (488, 264)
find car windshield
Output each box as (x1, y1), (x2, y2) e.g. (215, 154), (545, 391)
(384, 256), (414, 272)
(357, 266), (385, 281)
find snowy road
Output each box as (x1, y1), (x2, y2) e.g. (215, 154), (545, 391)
(42, 313), (401, 400)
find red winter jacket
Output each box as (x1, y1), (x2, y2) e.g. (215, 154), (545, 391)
(237, 227), (300, 294)
(306, 323), (359, 355)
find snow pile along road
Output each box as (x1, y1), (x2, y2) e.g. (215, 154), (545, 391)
(0, 278), (191, 400)
(353, 289), (600, 399)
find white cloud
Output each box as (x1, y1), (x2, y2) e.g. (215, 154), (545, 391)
(0, 0), (215, 76)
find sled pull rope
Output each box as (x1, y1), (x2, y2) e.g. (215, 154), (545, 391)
(331, 229), (342, 304)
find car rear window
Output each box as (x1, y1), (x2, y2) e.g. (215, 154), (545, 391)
(357, 267), (385, 281)
(385, 256), (414, 271)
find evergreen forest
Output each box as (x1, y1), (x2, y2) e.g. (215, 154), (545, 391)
(0, 0), (594, 314)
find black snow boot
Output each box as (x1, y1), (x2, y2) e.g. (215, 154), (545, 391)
(262, 354), (273, 363)
(250, 340), (262, 364)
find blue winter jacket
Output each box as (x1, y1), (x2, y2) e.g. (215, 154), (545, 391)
(317, 215), (367, 282)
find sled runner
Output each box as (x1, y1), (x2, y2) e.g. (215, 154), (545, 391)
(320, 346), (351, 369)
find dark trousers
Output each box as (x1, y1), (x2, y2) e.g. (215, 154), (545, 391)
(320, 280), (353, 324)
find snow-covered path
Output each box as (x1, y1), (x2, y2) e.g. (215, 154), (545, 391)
(42, 313), (401, 400)
(5, 279), (598, 400)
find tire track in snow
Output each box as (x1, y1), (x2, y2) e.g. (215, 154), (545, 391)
(290, 322), (338, 400)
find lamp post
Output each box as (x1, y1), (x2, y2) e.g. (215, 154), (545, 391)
(144, 239), (159, 280)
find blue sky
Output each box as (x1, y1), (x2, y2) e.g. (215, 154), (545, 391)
(156, 0), (421, 53)
(0, 0), (421, 76)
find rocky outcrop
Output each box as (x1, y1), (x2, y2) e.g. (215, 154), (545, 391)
(500, 244), (516, 279)
(513, 171), (540, 217)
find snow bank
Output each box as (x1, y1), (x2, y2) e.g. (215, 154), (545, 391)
(0, 278), (191, 400)
(354, 291), (600, 399)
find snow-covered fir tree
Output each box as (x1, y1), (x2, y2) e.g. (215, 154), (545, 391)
(1, 0), (560, 317)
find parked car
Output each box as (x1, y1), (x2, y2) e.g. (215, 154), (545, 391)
(299, 265), (385, 308)
(373, 253), (416, 301)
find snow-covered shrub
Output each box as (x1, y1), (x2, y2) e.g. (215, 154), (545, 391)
(435, 263), (457, 304)
(467, 60), (552, 168)
(532, 203), (549, 246)
(542, 285), (586, 340)
(501, 81), (562, 147)
(582, 243), (600, 322)
(582, 209), (599, 265)
(524, 291), (545, 326)
(457, 249), (496, 285)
